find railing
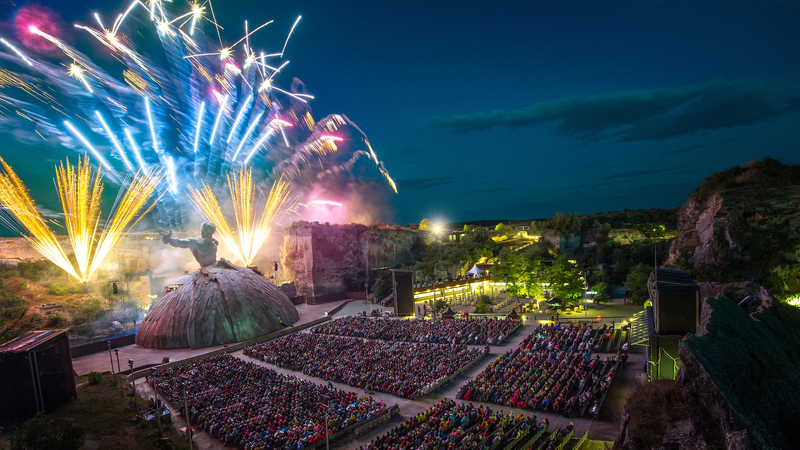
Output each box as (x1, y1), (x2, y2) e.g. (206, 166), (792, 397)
(502, 423), (533, 450)
(421, 351), (488, 395)
(555, 430), (574, 450)
(571, 431), (588, 450)
(521, 425), (547, 450)
(351, 404), (400, 438)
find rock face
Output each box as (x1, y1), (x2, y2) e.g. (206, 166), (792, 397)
(280, 221), (418, 297)
(666, 160), (800, 291)
(677, 290), (800, 450)
(135, 259), (299, 349)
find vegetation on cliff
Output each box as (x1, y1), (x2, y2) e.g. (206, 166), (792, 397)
(679, 294), (800, 449)
(669, 157), (800, 299)
(688, 156), (800, 201)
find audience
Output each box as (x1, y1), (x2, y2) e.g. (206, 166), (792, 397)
(244, 333), (483, 399)
(148, 354), (389, 450)
(456, 322), (617, 417)
(363, 399), (543, 450)
(311, 316), (521, 345)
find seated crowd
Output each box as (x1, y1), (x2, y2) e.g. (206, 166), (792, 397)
(148, 354), (388, 450)
(244, 333), (483, 399)
(310, 316), (521, 345)
(456, 322), (615, 416)
(362, 399), (546, 450)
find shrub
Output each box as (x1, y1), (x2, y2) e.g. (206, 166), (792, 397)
(16, 260), (62, 281)
(46, 315), (66, 328)
(624, 380), (688, 449)
(86, 371), (103, 385)
(17, 280), (27, 290)
(474, 300), (488, 314)
(46, 283), (80, 296)
(9, 413), (85, 450)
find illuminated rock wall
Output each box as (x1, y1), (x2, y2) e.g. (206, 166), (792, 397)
(280, 221), (418, 297)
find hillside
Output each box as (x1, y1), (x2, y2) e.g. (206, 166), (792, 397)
(666, 157), (800, 297)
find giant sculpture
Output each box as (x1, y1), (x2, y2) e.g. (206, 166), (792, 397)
(135, 222), (299, 349)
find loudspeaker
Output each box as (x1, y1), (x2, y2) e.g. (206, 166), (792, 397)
(391, 269), (414, 315)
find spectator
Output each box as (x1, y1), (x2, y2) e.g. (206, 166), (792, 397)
(311, 316), (521, 345)
(244, 333), (482, 399)
(149, 354), (389, 450)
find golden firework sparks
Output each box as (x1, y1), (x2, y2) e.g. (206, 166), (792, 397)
(0, 157), (163, 282)
(188, 169), (296, 266)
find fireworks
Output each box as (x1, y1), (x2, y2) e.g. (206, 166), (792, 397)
(0, 0), (397, 233)
(188, 169), (297, 266)
(0, 157), (163, 283)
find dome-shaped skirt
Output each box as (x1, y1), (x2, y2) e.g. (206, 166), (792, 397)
(135, 259), (299, 349)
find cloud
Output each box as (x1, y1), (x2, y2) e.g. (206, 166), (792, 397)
(658, 138), (740, 156)
(428, 78), (800, 142)
(603, 165), (681, 179)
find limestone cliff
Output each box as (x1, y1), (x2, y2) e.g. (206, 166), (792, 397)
(280, 221), (418, 297)
(666, 159), (800, 293)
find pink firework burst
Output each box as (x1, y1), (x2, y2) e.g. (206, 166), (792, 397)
(14, 5), (63, 53)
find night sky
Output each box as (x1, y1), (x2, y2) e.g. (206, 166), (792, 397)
(2, 0), (799, 227)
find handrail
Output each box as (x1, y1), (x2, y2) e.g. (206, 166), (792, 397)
(571, 431), (588, 450)
(555, 429), (574, 450)
(521, 425), (547, 450)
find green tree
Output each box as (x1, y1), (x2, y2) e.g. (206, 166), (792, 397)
(626, 263), (653, 304)
(495, 223), (509, 231)
(371, 269), (394, 299)
(459, 227), (498, 266)
(493, 249), (545, 304)
(546, 255), (585, 306)
(545, 212), (582, 236)
(419, 218), (431, 231)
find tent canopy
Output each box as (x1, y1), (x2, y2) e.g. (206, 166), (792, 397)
(466, 264), (486, 277)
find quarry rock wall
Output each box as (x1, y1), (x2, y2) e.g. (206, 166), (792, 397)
(666, 186), (800, 288)
(280, 221), (418, 297)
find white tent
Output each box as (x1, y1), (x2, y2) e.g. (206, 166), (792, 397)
(466, 264), (485, 277)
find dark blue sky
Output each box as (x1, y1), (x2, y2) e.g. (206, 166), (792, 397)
(8, 0), (800, 225)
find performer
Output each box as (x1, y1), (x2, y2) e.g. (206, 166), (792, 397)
(162, 222), (218, 267)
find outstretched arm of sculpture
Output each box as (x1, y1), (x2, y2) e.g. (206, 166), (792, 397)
(161, 230), (192, 248)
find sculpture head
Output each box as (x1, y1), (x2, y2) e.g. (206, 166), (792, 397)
(201, 222), (216, 240)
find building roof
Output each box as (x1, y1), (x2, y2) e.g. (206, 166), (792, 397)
(648, 268), (699, 298)
(0, 330), (66, 354)
(653, 268), (698, 290)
